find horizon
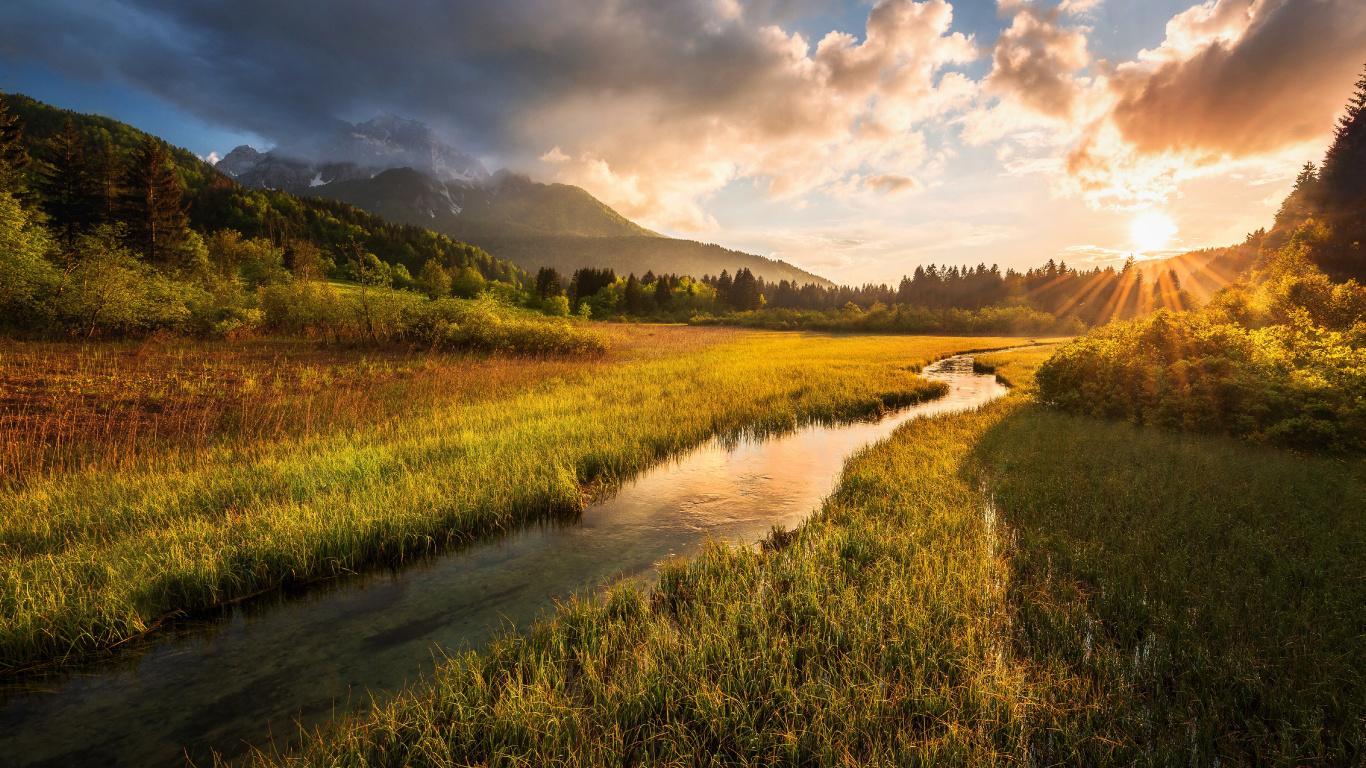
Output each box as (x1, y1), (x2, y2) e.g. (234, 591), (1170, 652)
(3, 0), (1363, 285)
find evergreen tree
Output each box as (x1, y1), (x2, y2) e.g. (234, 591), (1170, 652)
(1320, 63), (1366, 208)
(534, 266), (564, 300)
(716, 269), (733, 308)
(0, 91), (29, 197)
(623, 273), (643, 315)
(731, 268), (763, 311)
(121, 135), (188, 264)
(88, 137), (124, 224)
(36, 119), (100, 255)
(655, 276), (672, 309)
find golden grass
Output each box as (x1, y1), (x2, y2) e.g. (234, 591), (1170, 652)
(0, 330), (1018, 669)
(245, 342), (1366, 766)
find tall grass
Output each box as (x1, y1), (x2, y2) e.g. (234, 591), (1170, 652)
(975, 407), (1366, 764)
(248, 345), (1366, 766)
(1, 332), (1017, 669)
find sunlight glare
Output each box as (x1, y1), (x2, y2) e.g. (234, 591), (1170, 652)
(1132, 212), (1178, 252)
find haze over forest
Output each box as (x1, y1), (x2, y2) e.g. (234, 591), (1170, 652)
(5, 0), (1364, 284)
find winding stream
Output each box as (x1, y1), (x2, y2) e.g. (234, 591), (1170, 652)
(0, 353), (1008, 767)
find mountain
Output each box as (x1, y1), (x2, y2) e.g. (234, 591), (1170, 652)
(216, 118), (834, 288)
(6, 94), (529, 286)
(216, 113), (488, 190)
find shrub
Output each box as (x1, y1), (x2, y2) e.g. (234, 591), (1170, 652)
(543, 295), (570, 317)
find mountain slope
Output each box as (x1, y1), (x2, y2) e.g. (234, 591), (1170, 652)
(304, 164), (834, 287)
(7, 94), (529, 286)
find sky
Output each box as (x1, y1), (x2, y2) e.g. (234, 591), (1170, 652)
(2, 0), (1364, 285)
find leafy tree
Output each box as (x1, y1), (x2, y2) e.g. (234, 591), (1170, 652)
(0, 91), (30, 197)
(452, 264), (487, 298)
(58, 229), (154, 338)
(391, 262), (414, 291)
(358, 252), (393, 288)
(418, 258), (452, 299)
(0, 190), (55, 321)
(36, 119), (100, 255)
(121, 134), (189, 265)
(285, 239), (327, 281)
(543, 295), (570, 317)
(623, 273), (643, 314)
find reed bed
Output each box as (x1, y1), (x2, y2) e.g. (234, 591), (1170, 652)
(0, 331), (1015, 669)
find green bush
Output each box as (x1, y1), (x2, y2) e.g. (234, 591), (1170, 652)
(542, 295), (570, 317)
(1037, 232), (1366, 451)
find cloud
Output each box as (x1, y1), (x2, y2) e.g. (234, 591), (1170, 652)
(3, 0), (1363, 235)
(525, 0), (978, 228)
(1108, 0), (1366, 158)
(984, 1), (1091, 119)
(864, 173), (922, 195)
(0, 0), (979, 232)
(539, 146), (570, 164)
(973, 0), (1366, 210)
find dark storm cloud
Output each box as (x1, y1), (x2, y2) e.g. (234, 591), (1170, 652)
(0, 0), (785, 153)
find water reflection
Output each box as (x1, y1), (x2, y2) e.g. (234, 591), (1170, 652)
(0, 354), (1007, 767)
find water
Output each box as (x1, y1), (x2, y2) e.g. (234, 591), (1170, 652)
(0, 354), (1007, 767)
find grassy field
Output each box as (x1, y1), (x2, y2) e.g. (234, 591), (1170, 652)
(245, 346), (1366, 766)
(0, 330), (1023, 670)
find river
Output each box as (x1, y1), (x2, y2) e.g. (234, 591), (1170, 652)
(0, 353), (1008, 767)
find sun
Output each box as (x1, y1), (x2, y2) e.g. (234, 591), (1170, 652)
(1131, 211), (1178, 252)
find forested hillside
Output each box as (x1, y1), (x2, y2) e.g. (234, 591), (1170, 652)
(310, 166), (834, 288)
(4, 94), (527, 287)
(0, 92), (617, 353)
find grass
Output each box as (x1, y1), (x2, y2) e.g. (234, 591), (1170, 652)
(0, 331), (1020, 670)
(242, 344), (1366, 766)
(975, 405), (1366, 764)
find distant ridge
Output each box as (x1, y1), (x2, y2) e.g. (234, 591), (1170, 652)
(215, 116), (835, 288)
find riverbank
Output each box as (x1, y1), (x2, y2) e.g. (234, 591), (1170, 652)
(252, 347), (1366, 766)
(0, 330), (1029, 670)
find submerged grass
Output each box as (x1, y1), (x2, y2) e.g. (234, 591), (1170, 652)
(248, 343), (1366, 766)
(1, 331), (1017, 669)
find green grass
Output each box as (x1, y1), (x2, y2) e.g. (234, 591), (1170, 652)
(1, 332), (1018, 669)
(975, 407), (1366, 764)
(244, 344), (1366, 766)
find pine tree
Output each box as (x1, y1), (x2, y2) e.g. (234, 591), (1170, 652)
(0, 91), (29, 197)
(655, 276), (672, 309)
(36, 119), (100, 255)
(731, 268), (763, 311)
(623, 273), (643, 315)
(121, 134), (189, 264)
(1320, 63), (1366, 208)
(716, 269), (733, 308)
(534, 266), (564, 300)
(88, 137), (124, 224)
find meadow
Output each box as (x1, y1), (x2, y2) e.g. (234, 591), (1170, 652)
(0, 330), (1024, 670)
(242, 346), (1366, 766)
